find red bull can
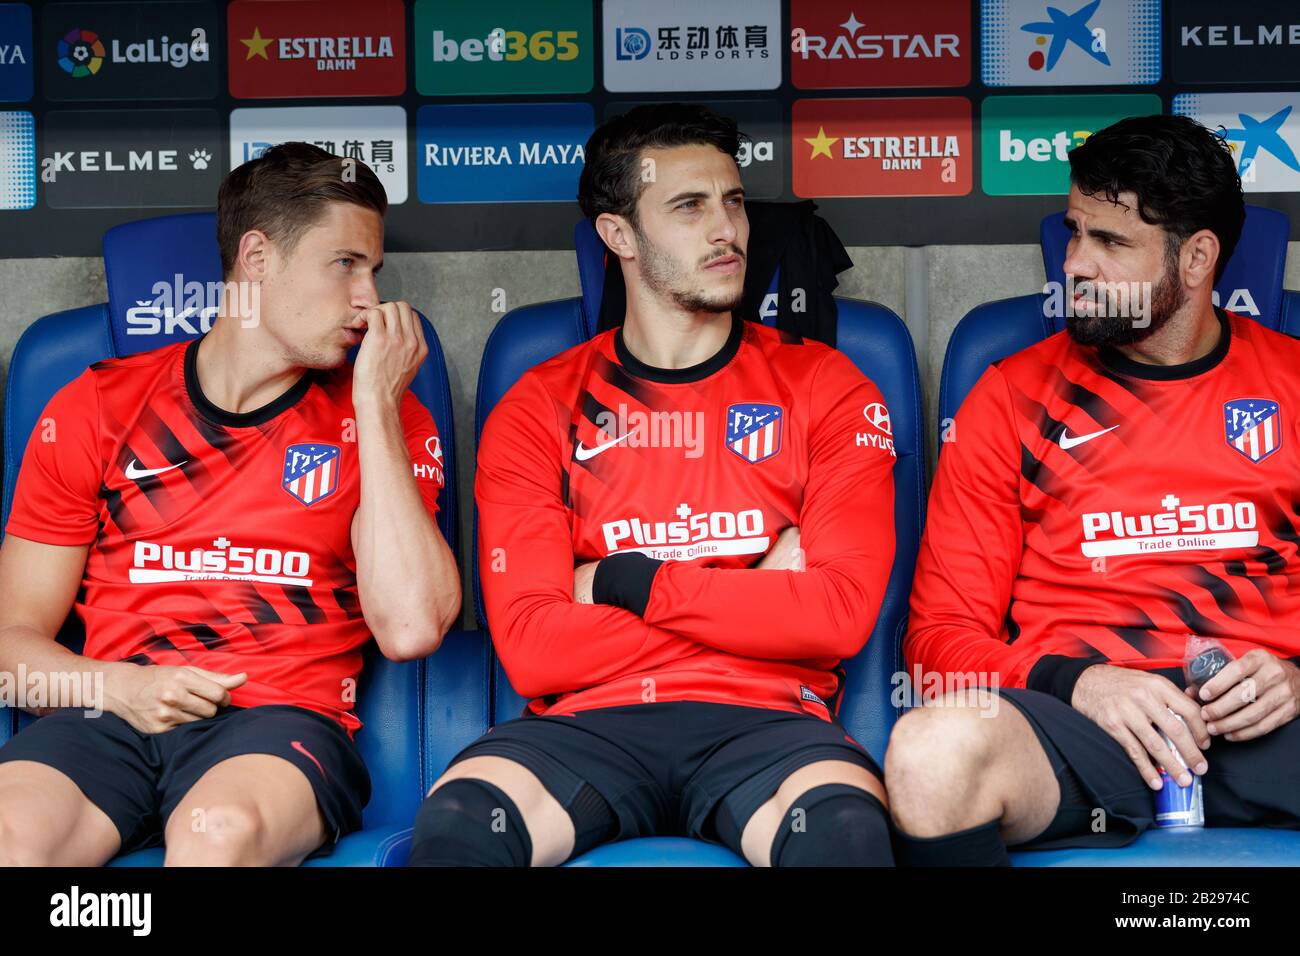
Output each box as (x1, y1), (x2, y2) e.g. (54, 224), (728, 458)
(1154, 717), (1204, 828)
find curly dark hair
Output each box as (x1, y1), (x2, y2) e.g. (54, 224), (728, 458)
(1067, 114), (1245, 282)
(577, 103), (743, 224)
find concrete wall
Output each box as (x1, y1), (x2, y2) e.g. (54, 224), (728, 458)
(2, 242), (1297, 627)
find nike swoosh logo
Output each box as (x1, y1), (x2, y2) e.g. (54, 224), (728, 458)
(574, 432), (634, 462)
(125, 459), (187, 479)
(1059, 425), (1118, 451)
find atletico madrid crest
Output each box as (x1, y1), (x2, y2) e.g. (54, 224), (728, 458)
(283, 443), (341, 506)
(1224, 399), (1281, 464)
(725, 403), (783, 464)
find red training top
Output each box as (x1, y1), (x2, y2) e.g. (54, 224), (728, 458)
(908, 309), (1300, 701)
(6, 339), (444, 733)
(476, 316), (896, 721)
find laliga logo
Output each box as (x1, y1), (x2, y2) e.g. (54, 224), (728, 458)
(109, 31), (209, 68)
(57, 28), (104, 77)
(58, 26), (211, 75)
(735, 139), (773, 168)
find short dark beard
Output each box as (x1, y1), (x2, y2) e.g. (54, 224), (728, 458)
(1065, 237), (1186, 347)
(634, 220), (744, 314)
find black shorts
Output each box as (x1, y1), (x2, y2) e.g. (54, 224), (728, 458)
(444, 700), (882, 854)
(1000, 682), (1300, 850)
(0, 704), (370, 856)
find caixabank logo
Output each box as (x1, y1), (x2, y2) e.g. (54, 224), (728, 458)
(604, 0), (779, 93)
(230, 107), (407, 203)
(0, 110), (35, 209)
(606, 99), (784, 200)
(981, 0), (1160, 87)
(0, 3), (33, 102)
(416, 103), (591, 204)
(228, 0), (405, 98)
(1171, 0), (1300, 84)
(414, 0), (592, 96)
(1174, 93), (1300, 193)
(981, 94), (1161, 195)
(42, 108), (221, 208)
(790, 0), (969, 89)
(42, 1), (218, 101)
(792, 98), (972, 198)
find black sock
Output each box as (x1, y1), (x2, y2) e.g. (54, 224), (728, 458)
(564, 782), (618, 862)
(407, 778), (532, 867)
(893, 818), (1010, 867)
(770, 784), (895, 867)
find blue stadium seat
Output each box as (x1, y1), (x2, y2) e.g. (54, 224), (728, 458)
(0, 212), (488, 866)
(472, 219), (924, 866)
(939, 207), (1300, 866)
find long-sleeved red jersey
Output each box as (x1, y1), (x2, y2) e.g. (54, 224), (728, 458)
(476, 316), (896, 721)
(908, 309), (1300, 702)
(5, 339), (444, 733)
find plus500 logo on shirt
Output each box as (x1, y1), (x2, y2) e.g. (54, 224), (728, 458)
(130, 538), (313, 587)
(1079, 495), (1259, 558)
(602, 505), (769, 561)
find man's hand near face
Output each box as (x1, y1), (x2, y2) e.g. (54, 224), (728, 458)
(349, 298), (460, 659)
(351, 300), (428, 409)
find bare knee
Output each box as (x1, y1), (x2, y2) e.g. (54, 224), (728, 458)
(886, 697), (1000, 784)
(885, 698), (1005, 835)
(165, 802), (266, 866)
